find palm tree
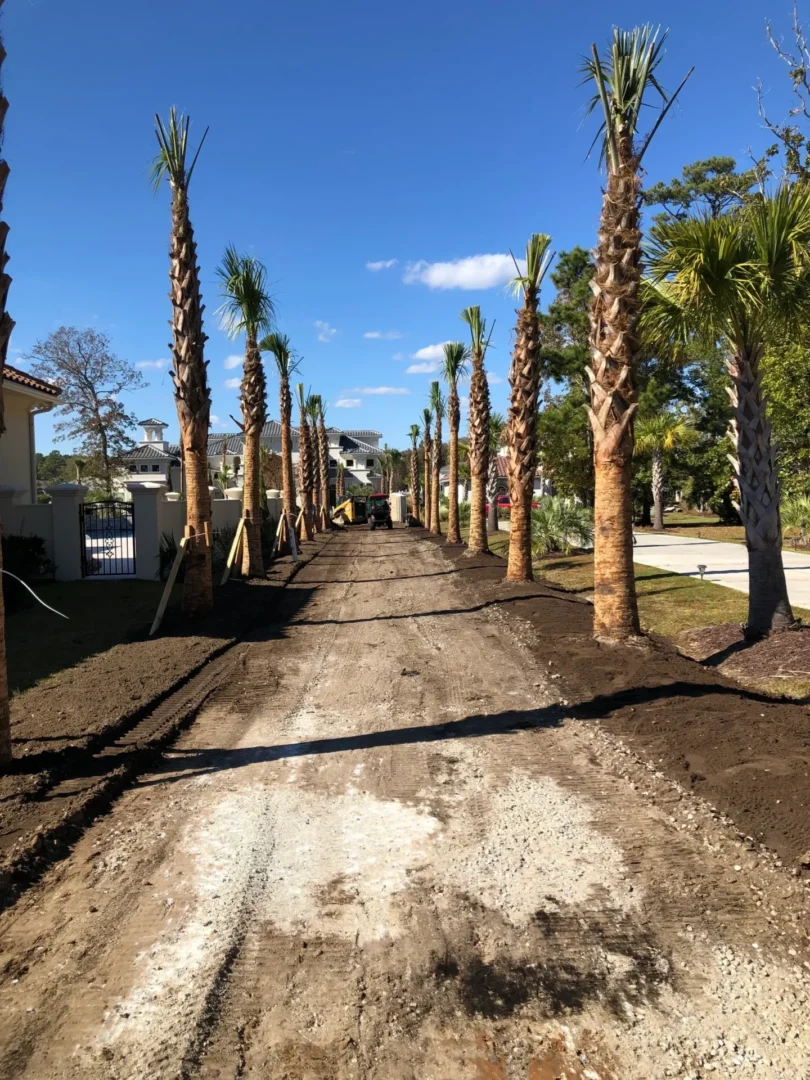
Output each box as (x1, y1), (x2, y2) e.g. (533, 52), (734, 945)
(486, 413), (507, 534)
(506, 233), (553, 581)
(260, 332), (300, 544)
(422, 407), (433, 530)
(634, 411), (696, 531)
(378, 444), (393, 493)
(429, 382), (445, 537)
(306, 394), (323, 532)
(317, 399), (331, 527)
(216, 247), (274, 577)
(408, 424), (421, 523)
(440, 343), (470, 543)
(336, 460), (346, 500)
(152, 108), (214, 616)
(0, 9), (15, 766)
(296, 383), (315, 540)
(582, 26), (692, 638)
(461, 305), (493, 554)
(645, 186), (810, 635)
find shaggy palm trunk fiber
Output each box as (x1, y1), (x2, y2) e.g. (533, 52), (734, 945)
(168, 185), (213, 617)
(467, 354), (490, 553)
(297, 412), (315, 540)
(446, 391), (461, 543)
(728, 344), (793, 636)
(486, 456), (500, 534)
(318, 418), (331, 529)
(506, 286), (542, 581)
(240, 336), (266, 577)
(279, 381), (296, 547)
(651, 451), (665, 532)
(310, 427), (322, 533)
(431, 416), (442, 537)
(410, 450), (420, 523)
(587, 140), (641, 638)
(423, 440), (432, 531)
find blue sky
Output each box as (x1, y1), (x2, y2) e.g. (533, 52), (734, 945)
(4, 0), (799, 451)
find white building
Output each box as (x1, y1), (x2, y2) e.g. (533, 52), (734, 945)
(0, 364), (61, 503)
(120, 418), (182, 489)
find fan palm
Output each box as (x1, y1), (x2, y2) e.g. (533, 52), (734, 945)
(260, 332), (300, 545)
(429, 382), (445, 537)
(506, 233), (553, 581)
(295, 383), (315, 540)
(486, 413), (507, 535)
(634, 411), (696, 531)
(422, 407), (433, 530)
(152, 108), (213, 616)
(0, 8), (13, 765)
(216, 247), (274, 577)
(645, 186), (810, 634)
(408, 424), (421, 523)
(461, 306), (493, 553)
(582, 26), (692, 638)
(441, 343), (470, 543)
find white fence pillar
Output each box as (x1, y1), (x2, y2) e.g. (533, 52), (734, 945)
(126, 482), (167, 580)
(45, 484), (88, 581)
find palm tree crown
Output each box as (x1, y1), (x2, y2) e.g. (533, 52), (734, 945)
(260, 332), (301, 379)
(216, 246), (275, 341)
(634, 411), (696, 455)
(509, 233), (553, 300)
(440, 342), (470, 388)
(151, 108), (209, 193)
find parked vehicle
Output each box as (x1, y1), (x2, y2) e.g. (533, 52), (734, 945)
(484, 494), (540, 513)
(367, 493), (393, 531)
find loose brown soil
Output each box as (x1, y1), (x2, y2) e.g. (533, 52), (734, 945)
(1, 528), (810, 1078)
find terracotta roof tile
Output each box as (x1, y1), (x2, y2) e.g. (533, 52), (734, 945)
(3, 364), (61, 396)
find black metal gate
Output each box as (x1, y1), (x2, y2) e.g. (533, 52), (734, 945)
(80, 500), (136, 576)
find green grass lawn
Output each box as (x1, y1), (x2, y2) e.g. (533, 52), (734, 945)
(6, 579), (181, 695)
(465, 526), (810, 638)
(637, 512), (747, 545)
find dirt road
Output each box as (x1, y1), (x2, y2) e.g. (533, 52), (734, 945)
(2, 529), (810, 1079)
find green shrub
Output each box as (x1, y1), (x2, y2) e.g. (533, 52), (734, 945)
(531, 497), (593, 556)
(2, 532), (55, 613)
(782, 494), (810, 545)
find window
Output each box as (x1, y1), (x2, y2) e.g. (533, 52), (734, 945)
(131, 464), (140, 473)
(366, 458), (374, 468)
(140, 464), (149, 473)
(152, 464), (161, 472)
(345, 458), (354, 467)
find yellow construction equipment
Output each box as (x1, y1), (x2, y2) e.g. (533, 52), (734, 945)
(331, 496), (369, 525)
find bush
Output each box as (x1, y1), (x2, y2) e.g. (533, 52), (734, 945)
(782, 494), (810, 546)
(531, 497), (593, 556)
(2, 532), (55, 613)
(458, 501), (471, 524)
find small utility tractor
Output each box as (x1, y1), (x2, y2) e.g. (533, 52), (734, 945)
(367, 493), (393, 531)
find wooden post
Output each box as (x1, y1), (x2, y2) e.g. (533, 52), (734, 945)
(288, 517), (299, 563)
(220, 516), (246, 585)
(269, 512), (285, 561)
(149, 536), (188, 637)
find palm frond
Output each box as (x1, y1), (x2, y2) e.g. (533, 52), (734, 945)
(422, 407), (433, 439)
(440, 342), (470, 387)
(260, 332), (302, 379)
(428, 381), (446, 418)
(460, 305), (494, 359)
(306, 392), (321, 421)
(634, 410), (697, 454)
(151, 107), (208, 193)
(508, 233), (554, 299)
(215, 245), (275, 340)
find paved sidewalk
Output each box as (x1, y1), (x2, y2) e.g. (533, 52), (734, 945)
(634, 531), (810, 609)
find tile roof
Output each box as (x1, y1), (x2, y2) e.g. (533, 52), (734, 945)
(260, 420), (300, 438)
(122, 443), (181, 461)
(3, 364), (61, 397)
(344, 429), (381, 439)
(339, 435), (380, 456)
(207, 433), (245, 454)
(138, 417), (168, 427)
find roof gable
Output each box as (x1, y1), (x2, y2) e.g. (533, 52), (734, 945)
(3, 364), (61, 397)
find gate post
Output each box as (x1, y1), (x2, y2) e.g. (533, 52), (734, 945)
(126, 482), (167, 580)
(45, 484), (88, 581)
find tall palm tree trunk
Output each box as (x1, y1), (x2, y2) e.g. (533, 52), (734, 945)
(318, 416), (331, 529)
(310, 424), (322, 533)
(240, 336), (266, 576)
(280, 379), (295, 541)
(467, 356), (490, 553)
(486, 455), (500, 534)
(728, 345), (794, 635)
(431, 417), (442, 537)
(409, 443), (420, 524)
(423, 439), (432, 530)
(169, 187), (213, 616)
(0, 12), (14, 766)
(651, 450), (665, 531)
(446, 390), (461, 543)
(506, 285), (541, 582)
(587, 142), (640, 637)
(297, 409), (315, 540)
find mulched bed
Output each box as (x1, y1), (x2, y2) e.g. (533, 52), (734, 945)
(427, 533), (810, 872)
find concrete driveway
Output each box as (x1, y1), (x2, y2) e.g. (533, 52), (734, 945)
(634, 531), (810, 609)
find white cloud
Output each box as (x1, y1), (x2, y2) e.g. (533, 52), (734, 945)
(488, 372), (504, 385)
(411, 341), (452, 362)
(335, 398), (362, 408)
(224, 354), (242, 370)
(403, 253), (524, 290)
(224, 377), (241, 390)
(392, 351), (406, 361)
(353, 386), (410, 396)
(405, 361), (439, 375)
(315, 320), (338, 342)
(364, 329), (404, 340)
(210, 414), (221, 425)
(366, 258), (397, 272)
(136, 358), (169, 370)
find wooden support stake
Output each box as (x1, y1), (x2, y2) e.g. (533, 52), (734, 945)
(288, 517), (299, 563)
(220, 516), (246, 585)
(268, 512), (285, 561)
(149, 536), (188, 637)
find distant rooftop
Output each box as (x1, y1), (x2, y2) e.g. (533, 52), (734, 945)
(138, 417), (168, 427)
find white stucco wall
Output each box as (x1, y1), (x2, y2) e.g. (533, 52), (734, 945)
(0, 388), (34, 500)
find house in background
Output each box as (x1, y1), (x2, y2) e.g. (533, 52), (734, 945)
(0, 364), (61, 503)
(120, 419), (182, 490)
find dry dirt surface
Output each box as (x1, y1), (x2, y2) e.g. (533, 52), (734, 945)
(2, 528), (810, 1079)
